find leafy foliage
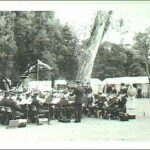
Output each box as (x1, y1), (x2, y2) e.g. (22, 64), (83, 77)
(0, 12), (17, 79)
(0, 11), (149, 88)
(92, 41), (147, 80)
(132, 27), (150, 81)
(0, 11), (79, 86)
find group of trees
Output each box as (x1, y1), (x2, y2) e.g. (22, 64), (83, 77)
(0, 11), (150, 88)
(0, 11), (79, 86)
(79, 11), (150, 81)
(92, 40), (147, 80)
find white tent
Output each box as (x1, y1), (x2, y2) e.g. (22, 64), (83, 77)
(102, 76), (149, 85)
(102, 76), (150, 97)
(90, 78), (102, 84)
(27, 81), (52, 92)
(90, 78), (103, 94)
(27, 80), (68, 92)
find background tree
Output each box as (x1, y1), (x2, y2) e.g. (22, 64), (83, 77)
(92, 42), (127, 80)
(0, 11), (79, 88)
(0, 12), (17, 88)
(13, 12), (79, 82)
(92, 41), (147, 80)
(133, 27), (150, 96)
(0, 11), (149, 90)
(133, 27), (150, 82)
(76, 11), (112, 81)
(56, 24), (79, 80)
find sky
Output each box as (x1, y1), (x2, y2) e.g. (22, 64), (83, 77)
(54, 2), (150, 45)
(55, 10), (150, 45)
(55, 10), (96, 42)
(0, 1), (150, 45)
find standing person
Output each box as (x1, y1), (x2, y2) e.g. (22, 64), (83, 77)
(137, 87), (142, 98)
(106, 84), (112, 95)
(70, 81), (85, 123)
(85, 82), (92, 97)
(85, 82), (93, 107)
(127, 84), (137, 109)
(120, 83), (127, 95)
(112, 86), (117, 95)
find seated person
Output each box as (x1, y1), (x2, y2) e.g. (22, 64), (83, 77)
(31, 93), (49, 114)
(0, 92), (24, 119)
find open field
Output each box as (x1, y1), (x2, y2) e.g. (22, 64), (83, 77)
(0, 98), (150, 149)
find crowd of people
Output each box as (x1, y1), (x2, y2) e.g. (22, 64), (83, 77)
(104, 83), (144, 99)
(0, 81), (137, 126)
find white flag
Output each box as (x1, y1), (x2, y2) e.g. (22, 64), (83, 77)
(37, 59), (53, 70)
(29, 65), (36, 72)
(23, 65), (36, 75)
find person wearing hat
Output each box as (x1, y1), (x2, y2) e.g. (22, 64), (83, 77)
(120, 83), (127, 95)
(31, 93), (42, 108)
(70, 81), (85, 123)
(84, 82), (93, 105)
(30, 93), (49, 124)
(0, 92), (24, 121)
(85, 82), (92, 95)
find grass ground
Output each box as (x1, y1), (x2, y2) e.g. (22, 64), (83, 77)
(0, 98), (150, 149)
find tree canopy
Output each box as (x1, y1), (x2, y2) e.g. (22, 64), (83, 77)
(0, 11), (149, 89)
(0, 11), (79, 87)
(92, 41), (147, 80)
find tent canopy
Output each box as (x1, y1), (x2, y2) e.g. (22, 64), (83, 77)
(102, 76), (149, 85)
(90, 78), (102, 85)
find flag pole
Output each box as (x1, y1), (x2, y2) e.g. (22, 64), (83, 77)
(37, 59), (39, 81)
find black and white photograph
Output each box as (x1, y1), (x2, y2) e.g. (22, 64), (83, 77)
(0, 1), (150, 149)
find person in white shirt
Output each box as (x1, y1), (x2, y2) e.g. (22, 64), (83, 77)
(127, 84), (137, 109)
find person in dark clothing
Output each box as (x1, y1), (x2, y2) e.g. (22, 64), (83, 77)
(0, 93), (21, 112)
(30, 93), (49, 124)
(85, 82), (92, 97)
(31, 94), (42, 109)
(84, 82), (93, 107)
(106, 84), (112, 95)
(118, 95), (127, 113)
(70, 81), (85, 123)
(119, 83), (127, 96)
(137, 87), (142, 98)
(95, 97), (105, 118)
(0, 92), (24, 124)
(31, 93), (49, 114)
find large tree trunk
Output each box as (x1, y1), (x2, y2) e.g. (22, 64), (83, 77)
(76, 11), (112, 82)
